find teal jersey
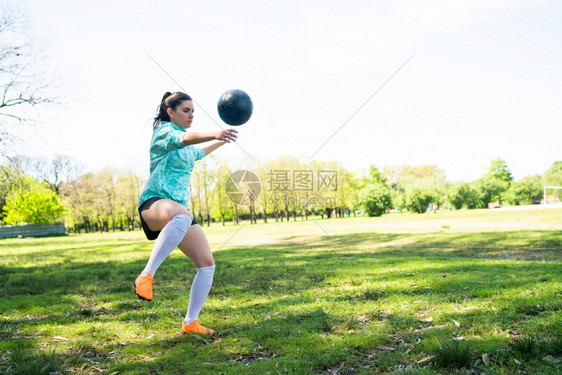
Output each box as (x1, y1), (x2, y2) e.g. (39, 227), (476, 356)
(139, 121), (206, 208)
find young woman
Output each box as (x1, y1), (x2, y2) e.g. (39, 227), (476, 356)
(135, 91), (237, 335)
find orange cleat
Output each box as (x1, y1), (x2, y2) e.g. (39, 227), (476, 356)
(134, 273), (154, 301)
(182, 320), (215, 335)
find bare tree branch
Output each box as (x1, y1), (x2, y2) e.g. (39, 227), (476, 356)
(0, 2), (58, 153)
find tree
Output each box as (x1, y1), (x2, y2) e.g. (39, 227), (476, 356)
(60, 176), (92, 232)
(334, 165), (359, 218)
(382, 164), (447, 212)
(0, 164), (27, 222)
(309, 159), (340, 219)
(61, 171), (116, 232)
(212, 162), (234, 225)
(115, 173), (143, 230)
(446, 182), (479, 209)
(472, 176), (508, 207)
(365, 165), (387, 185)
(268, 156), (300, 221)
(94, 171), (116, 232)
(264, 159), (284, 221)
(8, 154), (83, 195)
(356, 183), (392, 217)
(3, 177), (64, 224)
(543, 161), (562, 186)
(254, 163), (271, 223)
(195, 156), (218, 226)
(505, 176), (543, 205)
(487, 157), (513, 185)
(0, 3), (55, 152)
(405, 187), (436, 213)
(190, 167), (204, 223)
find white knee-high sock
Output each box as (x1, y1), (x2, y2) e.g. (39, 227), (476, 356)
(141, 214), (192, 276)
(184, 265), (215, 324)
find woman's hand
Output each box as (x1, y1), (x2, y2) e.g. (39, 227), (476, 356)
(215, 129), (238, 143)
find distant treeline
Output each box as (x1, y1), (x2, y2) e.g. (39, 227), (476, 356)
(1, 155), (560, 232)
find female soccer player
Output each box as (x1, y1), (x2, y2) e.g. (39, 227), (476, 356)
(135, 91), (237, 335)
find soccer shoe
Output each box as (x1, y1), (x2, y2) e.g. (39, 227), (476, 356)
(134, 273), (154, 301)
(182, 320), (215, 335)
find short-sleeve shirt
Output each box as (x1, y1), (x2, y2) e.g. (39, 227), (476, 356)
(139, 121), (206, 208)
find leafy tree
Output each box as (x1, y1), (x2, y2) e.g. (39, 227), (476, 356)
(383, 164), (447, 211)
(212, 162), (234, 225)
(336, 166), (360, 217)
(0, 164), (27, 221)
(365, 165), (387, 185)
(60, 177), (90, 232)
(543, 161), (562, 186)
(390, 189), (405, 211)
(60, 171), (117, 232)
(446, 182), (479, 209)
(190, 167), (204, 223)
(505, 176), (543, 205)
(487, 157), (513, 184)
(472, 176), (508, 207)
(93, 171), (116, 231)
(405, 187), (436, 213)
(197, 156), (218, 226)
(3, 177), (64, 224)
(382, 165), (402, 191)
(356, 183), (392, 217)
(270, 156), (300, 221)
(115, 173), (143, 230)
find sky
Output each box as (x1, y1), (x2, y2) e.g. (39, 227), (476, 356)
(6, 0), (562, 181)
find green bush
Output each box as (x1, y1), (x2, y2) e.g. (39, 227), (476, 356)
(356, 183), (392, 217)
(405, 187), (436, 213)
(2, 179), (65, 224)
(505, 176), (543, 205)
(446, 182), (480, 209)
(472, 177), (508, 208)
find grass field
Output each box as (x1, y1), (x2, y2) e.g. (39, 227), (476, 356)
(1, 207), (561, 374)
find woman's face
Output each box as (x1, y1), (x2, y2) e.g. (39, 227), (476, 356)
(168, 100), (194, 129)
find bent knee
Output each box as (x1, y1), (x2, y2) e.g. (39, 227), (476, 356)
(197, 257), (215, 268)
(204, 258), (215, 267)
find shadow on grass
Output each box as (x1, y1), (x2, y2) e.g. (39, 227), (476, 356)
(1, 229), (561, 374)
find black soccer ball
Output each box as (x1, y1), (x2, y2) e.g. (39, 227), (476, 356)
(217, 89), (253, 126)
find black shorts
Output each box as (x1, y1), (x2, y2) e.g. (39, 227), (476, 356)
(138, 197), (198, 240)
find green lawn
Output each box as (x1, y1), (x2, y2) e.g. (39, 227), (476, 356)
(1, 207), (561, 374)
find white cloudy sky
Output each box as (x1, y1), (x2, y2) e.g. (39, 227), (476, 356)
(8, 0), (562, 181)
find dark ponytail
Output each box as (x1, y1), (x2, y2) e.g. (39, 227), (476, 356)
(153, 91), (192, 129)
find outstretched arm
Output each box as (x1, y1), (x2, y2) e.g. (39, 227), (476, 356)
(183, 129), (238, 145)
(201, 140), (227, 156)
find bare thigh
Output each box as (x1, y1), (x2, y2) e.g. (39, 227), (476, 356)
(177, 224), (215, 268)
(141, 199), (194, 232)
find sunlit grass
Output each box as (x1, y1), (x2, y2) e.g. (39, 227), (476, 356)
(1, 207), (561, 374)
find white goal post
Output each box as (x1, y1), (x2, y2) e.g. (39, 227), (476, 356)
(543, 186), (562, 204)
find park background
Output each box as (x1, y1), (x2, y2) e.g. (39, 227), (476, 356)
(1, 153), (562, 232)
(1, 1), (561, 374)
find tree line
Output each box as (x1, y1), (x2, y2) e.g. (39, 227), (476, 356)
(357, 159), (562, 217)
(1, 154), (561, 231)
